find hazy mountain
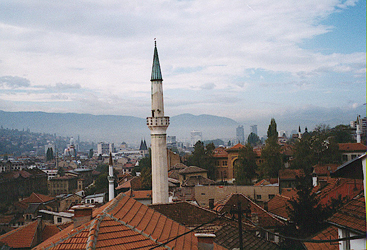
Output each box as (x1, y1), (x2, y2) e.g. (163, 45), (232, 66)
(0, 111), (239, 146)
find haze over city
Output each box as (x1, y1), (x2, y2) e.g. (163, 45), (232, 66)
(0, 0), (365, 136)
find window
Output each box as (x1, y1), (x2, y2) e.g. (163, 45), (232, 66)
(342, 229), (350, 250)
(342, 155), (348, 162)
(256, 195), (262, 200)
(57, 217), (62, 223)
(201, 193), (206, 195)
(223, 161), (227, 166)
(268, 232), (275, 241)
(268, 194), (275, 200)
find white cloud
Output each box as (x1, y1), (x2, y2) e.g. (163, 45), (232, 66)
(0, 0), (364, 122)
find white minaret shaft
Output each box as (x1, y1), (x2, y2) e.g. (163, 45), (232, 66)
(108, 153), (115, 201)
(356, 116), (362, 143)
(147, 41), (169, 204)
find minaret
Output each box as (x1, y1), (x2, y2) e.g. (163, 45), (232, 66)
(356, 115), (362, 143)
(108, 153), (115, 201)
(147, 41), (170, 204)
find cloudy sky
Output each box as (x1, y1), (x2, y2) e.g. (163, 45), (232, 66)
(0, 0), (365, 136)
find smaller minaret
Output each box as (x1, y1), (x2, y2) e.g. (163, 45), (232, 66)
(356, 115), (362, 143)
(108, 153), (115, 201)
(298, 126), (302, 139)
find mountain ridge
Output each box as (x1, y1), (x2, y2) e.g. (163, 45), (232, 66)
(0, 110), (239, 145)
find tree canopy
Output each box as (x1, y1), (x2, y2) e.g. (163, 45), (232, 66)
(260, 118), (283, 178)
(234, 144), (257, 185)
(291, 124), (342, 173)
(186, 141), (216, 180)
(247, 132), (260, 146)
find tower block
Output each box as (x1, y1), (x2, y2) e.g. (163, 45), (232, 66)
(147, 42), (170, 204)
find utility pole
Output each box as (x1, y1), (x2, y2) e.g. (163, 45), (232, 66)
(230, 201), (244, 250)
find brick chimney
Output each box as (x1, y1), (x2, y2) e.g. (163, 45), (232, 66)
(195, 233), (215, 250)
(73, 207), (92, 228)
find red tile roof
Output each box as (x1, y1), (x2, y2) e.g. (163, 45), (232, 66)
(338, 143), (367, 152)
(279, 169), (304, 180)
(124, 190), (152, 200)
(312, 164), (339, 176)
(0, 220), (38, 248)
(303, 225), (339, 250)
(34, 193), (199, 249)
(226, 143), (245, 152)
(178, 166), (207, 174)
(214, 193), (284, 228)
(328, 194), (366, 234)
(267, 194), (292, 220)
(315, 178), (363, 206)
(213, 147), (228, 158)
(20, 192), (55, 204)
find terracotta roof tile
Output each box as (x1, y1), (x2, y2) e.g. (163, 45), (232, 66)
(303, 225), (339, 250)
(338, 143), (367, 152)
(35, 193), (198, 249)
(0, 220), (38, 248)
(226, 143), (245, 152)
(268, 194), (291, 220)
(20, 192), (55, 204)
(178, 166), (207, 174)
(328, 194), (366, 234)
(124, 190), (152, 200)
(214, 223), (281, 250)
(214, 193), (284, 228)
(213, 147), (228, 158)
(279, 169), (304, 180)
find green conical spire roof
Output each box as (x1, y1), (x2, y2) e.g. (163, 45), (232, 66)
(151, 41), (163, 81)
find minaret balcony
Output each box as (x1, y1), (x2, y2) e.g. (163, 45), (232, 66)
(146, 116), (170, 127)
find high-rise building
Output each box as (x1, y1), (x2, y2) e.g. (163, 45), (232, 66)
(236, 125), (245, 144)
(190, 131), (202, 147)
(97, 142), (114, 155)
(147, 42), (170, 204)
(250, 125), (258, 135)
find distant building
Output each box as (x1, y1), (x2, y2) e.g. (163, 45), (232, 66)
(48, 175), (78, 196)
(64, 137), (77, 157)
(190, 130), (202, 147)
(250, 125), (258, 135)
(97, 142), (114, 155)
(167, 136), (177, 148)
(0, 169), (48, 203)
(339, 143), (367, 163)
(236, 125), (245, 144)
(138, 139), (148, 157)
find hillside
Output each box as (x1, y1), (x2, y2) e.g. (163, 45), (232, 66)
(0, 111), (239, 145)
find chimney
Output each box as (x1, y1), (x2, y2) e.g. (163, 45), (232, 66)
(209, 199), (214, 210)
(73, 207), (92, 228)
(195, 233), (215, 250)
(251, 213), (259, 225)
(263, 202), (268, 211)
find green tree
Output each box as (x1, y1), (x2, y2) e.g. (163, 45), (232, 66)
(57, 167), (65, 177)
(291, 124), (341, 173)
(187, 141), (216, 180)
(286, 176), (330, 238)
(88, 148), (94, 159)
(260, 118), (282, 178)
(247, 132), (260, 146)
(46, 147), (54, 161)
(330, 124), (355, 143)
(138, 149), (152, 189)
(234, 144), (257, 185)
(267, 118), (278, 140)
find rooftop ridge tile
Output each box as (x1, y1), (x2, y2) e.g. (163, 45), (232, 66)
(105, 213), (171, 250)
(86, 213), (105, 250)
(43, 224), (90, 250)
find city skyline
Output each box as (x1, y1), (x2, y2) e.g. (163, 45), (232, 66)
(0, 0), (365, 135)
